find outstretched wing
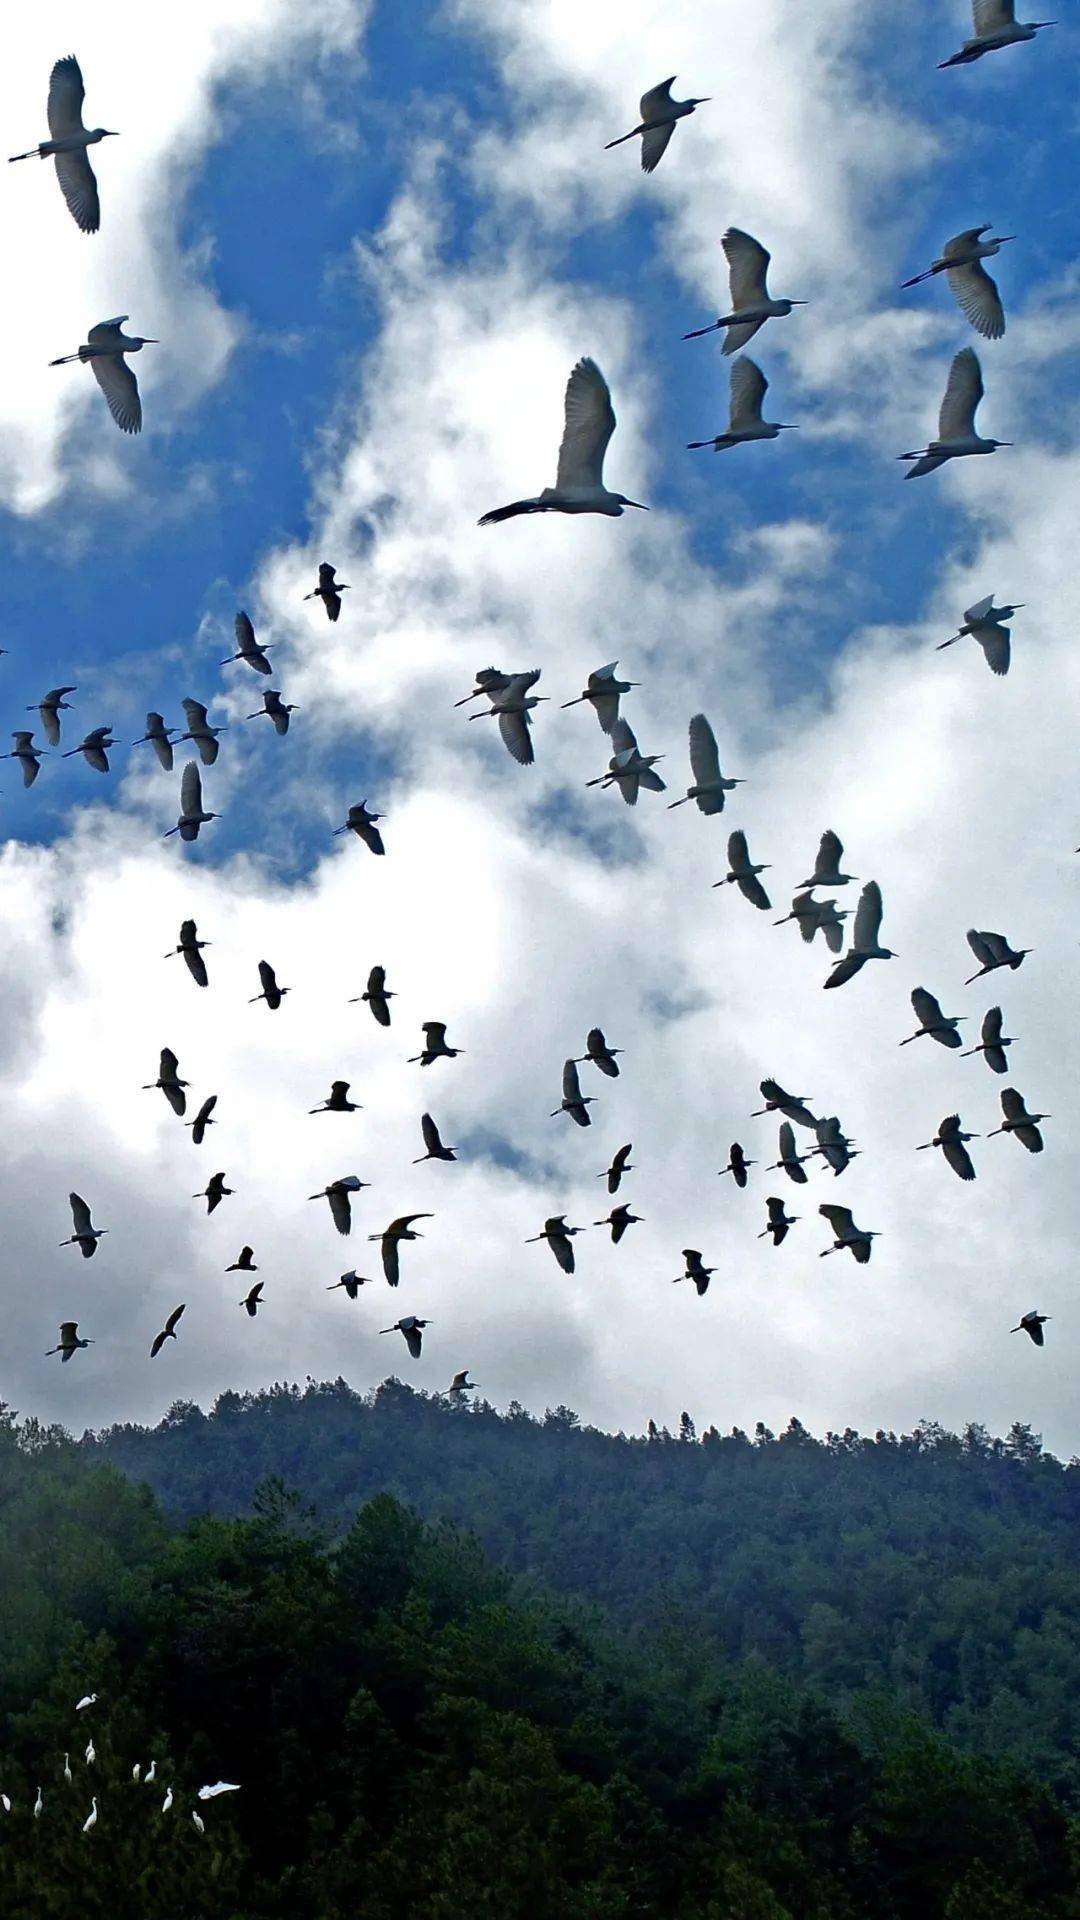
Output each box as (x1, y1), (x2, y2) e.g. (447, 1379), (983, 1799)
(555, 359), (616, 492)
(814, 830), (843, 880)
(165, 1303), (186, 1337)
(938, 348), (983, 441)
(729, 356), (767, 430)
(90, 355), (141, 434)
(498, 708), (534, 766)
(180, 760), (203, 819)
(966, 928), (995, 969)
(1000, 1087), (1026, 1123)
(54, 150), (100, 234)
(976, 624), (1010, 675)
(722, 228), (771, 307)
(47, 56), (87, 138)
(819, 1204), (853, 1236)
(946, 262), (1005, 341)
(974, 0), (1016, 31)
(562, 1058), (584, 1104)
(911, 987), (944, 1030)
(687, 713), (720, 786)
(639, 77), (676, 119)
(852, 881), (883, 953)
(639, 121), (675, 173)
(982, 1006), (1003, 1046)
(328, 1186), (352, 1236)
(69, 1192), (93, 1238)
(609, 717), (637, 759)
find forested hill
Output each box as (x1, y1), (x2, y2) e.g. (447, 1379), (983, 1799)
(89, 1381), (1080, 1801)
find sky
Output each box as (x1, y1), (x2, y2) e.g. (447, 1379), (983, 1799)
(2, 0), (1080, 1454)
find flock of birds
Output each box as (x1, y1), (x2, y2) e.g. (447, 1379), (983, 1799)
(6, 7), (1062, 1406)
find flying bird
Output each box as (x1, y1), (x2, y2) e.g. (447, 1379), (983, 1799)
(683, 228), (806, 352)
(469, 669), (547, 766)
(901, 227), (1012, 339)
(479, 358), (648, 524)
(901, 988), (965, 1049)
(335, 802), (385, 855)
(525, 1215), (582, 1273)
(774, 892), (849, 951)
(309, 1176), (369, 1236)
(578, 1027), (621, 1078)
(561, 662), (638, 733)
(63, 726), (115, 773)
(309, 1081), (361, 1115)
(759, 1195), (798, 1246)
(50, 318), (156, 433)
(247, 689), (297, 735)
(9, 57), (118, 233)
(824, 882), (895, 988)
(226, 1247), (257, 1273)
(413, 1113), (457, 1163)
(447, 1370), (477, 1398)
(594, 1203), (642, 1244)
(937, 594), (1020, 675)
(369, 1214), (433, 1287)
(962, 1005), (1013, 1073)
(753, 1080), (817, 1130)
(454, 668), (514, 709)
(900, 349), (1009, 478)
(250, 960), (289, 1010)
(179, 699), (225, 766)
(46, 1321), (93, 1363)
(380, 1315), (431, 1359)
(718, 1142), (754, 1188)
(586, 716), (665, 805)
(304, 563), (350, 622)
(769, 1121), (809, 1185)
(918, 1113), (979, 1181)
(939, 3), (1054, 66)
(150, 1304), (185, 1359)
(2, 731), (46, 787)
(352, 964), (394, 1026)
(223, 612), (272, 675)
(1011, 1309), (1050, 1345)
(61, 1193), (107, 1258)
(32, 687), (76, 746)
(819, 1204), (878, 1263)
(166, 919), (210, 988)
(988, 1087), (1048, 1153)
(165, 761), (219, 842)
(239, 1282), (264, 1318)
(195, 1172), (233, 1214)
(668, 715), (743, 814)
(327, 1271), (373, 1299)
(688, 357), (797, 452)
(675, 1249), (714, 1296)
(132, 711), (178, 770)
(715, 830), (771, 908)
(552, 1058), (595, 1127)
(811, 1115), (859, 1178)
(144, 1048), (187, 1117)
(409, 1021), (462, 1066)
(605, 76), (709, 172)
(186, 1095), (218, 1146)
(799, 831), (857, 891)
(965, 928), (1030, 983)
(600, 1143), (634, 1193)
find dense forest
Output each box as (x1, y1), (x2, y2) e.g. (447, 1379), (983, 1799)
(0, 1401), (1078, 1918)
(90, 1380), (1080, 1800)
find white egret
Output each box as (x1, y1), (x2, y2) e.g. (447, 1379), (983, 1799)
(247, 689), (298, 735)
(668, 715), (743, 814)
(9, 57), (117, 233)
(304, 563), (350, 622)
(61, 1193), (107, 1259)
(819, 1204), (878, 1263)
(32, 687), (76, 746)
(197, 1782), (241, 1800)
(63, 726), (115, 773)
(34, 1787), (43, 1818)
(718, 1142), (754, 1188)
(688, 357), (797, 452)
(605, 77), (709, 172)
(150, 1304), (185, 1358)
(165, 761), (220, 842)
(902, 227), (1011, 339)
(586, 716), (665, 805)
(227, 1247), (258, 1273)
(180, 699), (225, 766)
(684, 229), (806, 351)
(413, 1114), (457, 1163)
(64, 1754), (73, 1783)
(918, 1113), (979, 1181)
(774, 892), (849, 951)
(759, 1196), (798, 1246)
(600, 1143), (634, 1193)
(186, 1094), (218, 1146)
(380, 1316), (432, 1359)
(85, 1740), (95, 1766)
(447, 1370), (477, 1398)
(552, 1058), (595, 1127)
(223, 612), (273, 675)
(962, 1005), (1013, 1073)
(1, 731), (46, 787)
(1012, 1310), (1049, 1345)
(479, 358), (647, 524)
(578, 1028), (621, 1078)
(594, 1203), (642, 1244)
(965, 929), (1030, 983)
(900, 988), (965, 1049)
(715, 830), (771, 908)
(50, 319), (156, 433)
(309, 1081), (362, 1116)
(900, 349), (1009, 478)
(144, 1763), (157, 1785)
(799, 831), (856, 891)
(940, 3), (1055, 66)
(469, 669), (547, 764)
(166, 919), (210, 988)
(525, 1216), (583, 1274)
(162, 1787), (174, 1814)
(75, 1696), (98, 1713)
(82, 1798), (98, 1833)
(811, 1116), (859, 1177)
(239, 1282), (264, 1318)
(988, 1088), (1048, 1153)
(133, 711), (179, 770)
(937, 595), (1020, 675)
(308, 1176), (369, 1236)
(561, 662), (638, 733)
(824, 882), (895, 988)
(369, 1215), (433, 1287)
(193, 1810), (206, 1834)
(334, 802), (385, 856)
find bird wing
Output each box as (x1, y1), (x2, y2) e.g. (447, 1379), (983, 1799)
(639, 122), (675, 173)
(555, 359), (616, 492)
(966, 928), (995, 968)
(976, 625), (1010, 675)
(69, 1193), (92, 1237)
(981, 930), (1014, 964)
(591, 688), (621, 732)
(778, 1122), (796, 1162)
(53, 150), (100, 234)
(727, 829), (750, 873)
(824, 951), (863, 989)
(974, 0), (1015, 30)
(164, 1303), (185, 1336)
(257, 960), (276, 994)
(404, 1327), (422, 1358)
(182, 699), (209, 730)
(180, 760), (203, 820)
(47, 56), (87, 137)
(90, 354), (141, 434)
(722, 228), (771, 307)
(562, 1058), (584, 1104)
(851, 881), (884, 953)
(497, 707), (534, 765)
(938, 348), (983, 441)
(687, 713), (720, 786)
(946, 262), (1004, 341)
(815, 830), (843, 880)
(424, 1021), (447, 1046)
(639, 77), (676, 117)
(328, 1187), (352, 1236)
(819, 1204), (853, 1235)
(739, 873), (771, 910)
(609, 717), (637, 759)
(552, 1232), (575, 1274)
(421, 1112), (441, 1155)
(60, 1321), (79, 1344)
(943, 1138), (976, 1181)
(911, 987), (943, 1029)
(197, 1095), (217, 1125)
(1000, 1087), (1026, 1122)
(381, 1237), (400, 1286)
(318, 562), (337, 590)
(982, 1006), (1003, 1045)
(729, 356), (767, 430)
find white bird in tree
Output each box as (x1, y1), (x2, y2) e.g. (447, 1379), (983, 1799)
(180, 699), (226, 766)
(824, 882), (895, 988)
(352, 964), (394, 1026)
(774, 893), (849, 952)
(447, 1370), (477, 1399)
(165, 761), (220, 842)
(811, 1116), (859, 1177)
(413, 1113), (457, 1163)
(380, 1316), (431, 1359)
(902, 227), (1012, 338)
(675, 1249), (714, 1296)
(753, 1080), (817, 1130)
(900, 349), (1009, 478)
(144, 1047), (188, 1116)
(600, 1143), (634, 1193)
(939, 2), (1055, 66)
(335, 802), (385, 856)
(75, 1696), (98, 1713)
(64, 1754), (72, 1783)
(223, 612), (273, 675)
(578, 1028), (622, 1078)
(938, 594), (1021, 676)
(32, 687), (76, 746)
(585, 716), (666, 805)
(310, 1081), (362, 1116)
(688, 357), (798, 452)
(668, 714), (742, 814)
(61, 1192), (107, 1259)
(918, 1113), (979, 1181)
(144, 1763), (156, 1785)
(370, 1214), (433, 1286)
(250, 959), (290, 1010)
(470, 669), (547, 764)
(309, 1176), (369, 1236)
(965, 928), (1030, 983)
(186, 1095), (218, 1146)
(63, 726), (115, 773)
(800, 831), (857, 891)
(605, 77), (710, 172)
(759, 1195), (798, 1246)
(166, 919), (210, 988)
(50, 319), (156, 433)
(133, 711), (179, 770)
(769, 1121), (809, 1185)
(552, 1058), (595, 1128)
(594, 1203), (643, 1244)
(988, 1088), (1048, 1153)
(561, 662), (639, 733)
(719, 1142), (754, 1188)
(479, 358), (648, 524)
(304, 563), (350, 622)
(1011, 1309), (1050, 1345)
(32, 1786), (42, 1819)
(9, 58), (118, 233)
(161, 1788), (174, 1814)
(150, 1304), (185, 1359)
(2, 731), (46, 787)
(715, 830), (771, 908)
(195, 1171), (233, 1214)
(819, 1204), (878, 1264)
(526, 1215), (583, 1274)
(82, 1798), (98, 1834)
(901, 988), (965, 1050)
(962, 1005), (1013, 1074)
(409, 1022), (463, 1066)
(684, 228), (806, 351)
(247, 690), (298, 735)
(193, 1811), (206, 1835)
(84, 1740), (95, 1767)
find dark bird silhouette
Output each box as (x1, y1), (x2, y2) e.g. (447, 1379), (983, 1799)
(601, 1143), (634, 1193)
(223, 611), (272, 675)
(719, 1142), (754, 1188)
(918, 1113), (978, 1181)
(716, 829), (771, 909)
(552, 1058), (594, 1127)
(144, 1047), (187, 1116)
(526, 1215), (582, 1274)
(675, 1249), (714, 1296)
(60, 1192), (106, 1258)
(335, 801), (385, 855)
(46, 1321), (93, 1363)
(823, 881), (895, 988)
(370, 1214), (433, 1287)
(165, 761), (219, 841)
(988, 1088), (1048, 1153)
(594, 1203), (642, 1243)
(965, 928), (1030, 984)
(380, 1315), (430, 1359)
(327, 1271), (374, 1299)
(769, 1121), (809, 1185)
(455, 668), (513, 709)
(63, 725), (115, 773)
(819, 1204), (878, 1263)
(414, 1113), (457, 1163)
(250, 960), (289, 1010)
(195, 1172), (232, 1215)
(561, 661), (638, 733)
(409, 1021), (462, 1066)
(186, 1095), (218, 1145)
(247, 689), (297, 735)
(811, 1116), (859, 1178)
(32, 686), (76, 747)
(150, 1304), (185, 1358)
(447, 1369), (477, 1397)
(179, 699), (225, 766)
(1011, 1309), (1050, 1346)
(309, 1081), (361, 1115)
(753, 1080), (816, 1130)
(578, 1026), (621, 1077)
(166, 919), (210, 988)
(309, 1176), (369, 1235)
(759, 1195), (798, 1245)
(901, 986), (965, 1049)
(239, 1282), (264, 1318)
(304, 562), (350, 622)
(351, 964), (394, 1026)
(132, 711), (178, 770)
(2, 731), (46, 786)
(9, 57), (118, 233)
(962, 1005), (1013, 1074)
(226, 1247), (257, 1273)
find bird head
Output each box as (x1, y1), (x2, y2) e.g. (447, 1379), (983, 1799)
(95, 129), (120, 139)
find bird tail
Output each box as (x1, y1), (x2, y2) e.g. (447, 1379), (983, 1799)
(478, 499), (545, 526)
(9, 148), (41, 162)
(686, 440), (716, 451)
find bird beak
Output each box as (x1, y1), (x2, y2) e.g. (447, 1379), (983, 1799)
(622, 500), (650, 510)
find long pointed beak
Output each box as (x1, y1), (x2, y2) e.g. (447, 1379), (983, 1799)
(623, 500), (650, 510)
